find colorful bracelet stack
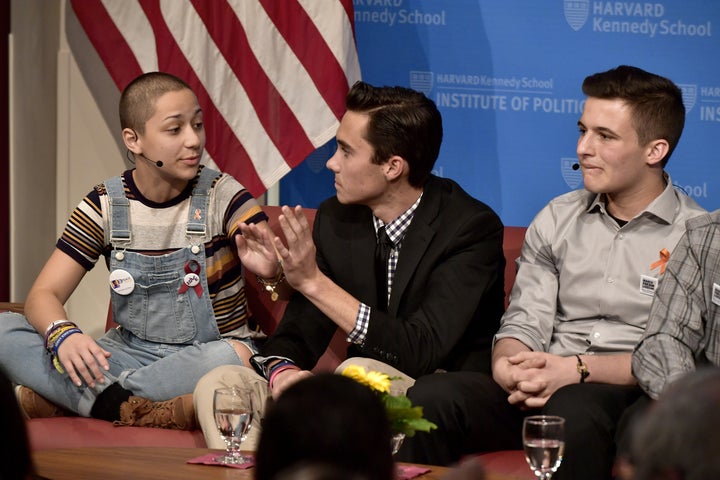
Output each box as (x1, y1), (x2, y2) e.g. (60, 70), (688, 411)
(268, 359), (300, 390)
(44, 320), (82, 374)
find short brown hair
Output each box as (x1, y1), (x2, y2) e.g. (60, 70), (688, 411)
(119, 72), (193, 133)
(345, 81), (443, 188)
(582, 65), (685, 167)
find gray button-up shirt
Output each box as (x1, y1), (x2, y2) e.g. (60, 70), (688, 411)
(495, 178), (705, 356)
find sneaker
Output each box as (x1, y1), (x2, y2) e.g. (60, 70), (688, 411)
(15, 385), (69, 419)
(116, 394), (196, 430)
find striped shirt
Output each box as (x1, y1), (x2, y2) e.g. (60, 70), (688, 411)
(56, 166), (268, 338)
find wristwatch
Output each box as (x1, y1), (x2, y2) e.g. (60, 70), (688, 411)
(575, 354), (589, 383)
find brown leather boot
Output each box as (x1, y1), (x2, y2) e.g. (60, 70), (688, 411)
(115, 394), (196, 430)
(15, 385), (71, 419)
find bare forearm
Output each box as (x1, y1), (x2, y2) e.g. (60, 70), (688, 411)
(25, 289), (70, 335)
(24, 250), (85, 334)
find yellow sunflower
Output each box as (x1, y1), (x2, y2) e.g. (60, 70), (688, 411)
(340, 365), (437, 437)
(341, 365), (391, 393)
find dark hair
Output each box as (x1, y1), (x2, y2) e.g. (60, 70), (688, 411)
(631, 366), (720, 480)
(0, 368), (36, 479)
(582, 65), (685, 167)
(254, 373), (394, 480)
(345, 81), (443, 187)
(119, 72), (193, 133)
(274, 462), (371, 480)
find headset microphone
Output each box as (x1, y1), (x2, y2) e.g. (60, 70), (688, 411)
(572, 163), (580, 171)
(140, 153), (163, 168)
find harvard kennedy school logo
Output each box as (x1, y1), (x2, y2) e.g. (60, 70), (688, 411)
(410, 71), (434, 96)
(564, 0), (590, 31)
(678, 84), (698, 113)
(561, 157), (583, 189)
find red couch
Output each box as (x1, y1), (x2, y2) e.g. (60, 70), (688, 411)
(9, 206), (530, 476)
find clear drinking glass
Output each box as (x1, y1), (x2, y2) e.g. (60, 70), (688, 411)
(522, 415), (565, 480)
(213, 386), (255, 464)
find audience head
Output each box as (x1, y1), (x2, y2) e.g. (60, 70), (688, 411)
(0, 367), (36, 480)
(630, 366), (720, 480)
(344, 81), (443, 188)
(273, 462), (372, 480)
(581, 65), (685, 167)
(119, 71), (194, 134)
(254, 373), (394, 480)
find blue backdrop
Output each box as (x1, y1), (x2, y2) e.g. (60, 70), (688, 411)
(280, 0), (720, 227)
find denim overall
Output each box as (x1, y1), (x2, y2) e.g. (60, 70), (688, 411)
(0, 168), (246, 416)
(104, 168), (220, 345)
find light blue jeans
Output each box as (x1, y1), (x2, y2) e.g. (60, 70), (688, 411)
(0, 311), (254, 417)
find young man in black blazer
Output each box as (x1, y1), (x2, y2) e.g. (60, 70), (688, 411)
(193, 81), (506, 449)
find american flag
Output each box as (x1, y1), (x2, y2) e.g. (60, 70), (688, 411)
(70, 0), (361, 197)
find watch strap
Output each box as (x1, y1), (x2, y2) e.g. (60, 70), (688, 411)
(575, 354), (589, 383)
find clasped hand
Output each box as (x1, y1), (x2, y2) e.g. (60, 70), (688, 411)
(496, 351), (577, 409)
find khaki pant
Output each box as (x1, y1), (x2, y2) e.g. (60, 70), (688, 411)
(193, 365), (269, 450)
(193, 358), (415, 449)
(335, 357), (416, 395)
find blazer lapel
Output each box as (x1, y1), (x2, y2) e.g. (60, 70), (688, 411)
(388, 178), (442, 314)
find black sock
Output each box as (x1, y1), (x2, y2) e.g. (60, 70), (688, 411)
(90, 382), (133, 422)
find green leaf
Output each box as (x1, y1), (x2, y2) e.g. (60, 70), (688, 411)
(382, 393), (412, 409)
(391, 417), (438, 437)
(377, 391), (438, 437)
(402, 418), (438, 436)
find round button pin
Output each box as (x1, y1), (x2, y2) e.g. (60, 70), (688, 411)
(109, 269), (135, 295)
(184, 273), (200, 287)
(191, 245), (200, 254)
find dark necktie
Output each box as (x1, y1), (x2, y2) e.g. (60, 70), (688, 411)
(375, 226), (393, 311)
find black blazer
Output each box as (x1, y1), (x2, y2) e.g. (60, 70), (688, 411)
(260, 176), (505, 377)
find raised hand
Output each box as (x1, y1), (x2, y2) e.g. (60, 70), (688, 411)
(235, 221), (281, 279)
(272, 206), (321, 293)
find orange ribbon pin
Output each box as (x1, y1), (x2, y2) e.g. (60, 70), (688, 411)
(650, 248), (670, 274)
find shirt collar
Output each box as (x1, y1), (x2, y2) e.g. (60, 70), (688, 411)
(373, 193), (424, 245)
(586, 173), (681, 225)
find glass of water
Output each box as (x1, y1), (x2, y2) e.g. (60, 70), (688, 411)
(522, 415), (565, 479)
(213, 386), (255, 464)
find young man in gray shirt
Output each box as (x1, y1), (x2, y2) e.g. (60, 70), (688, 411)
(399, 65), (706, 479)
